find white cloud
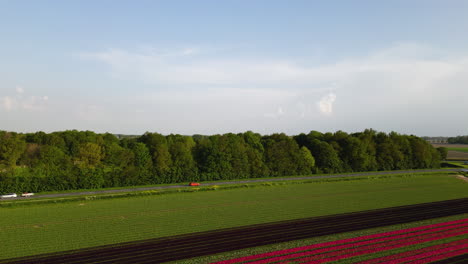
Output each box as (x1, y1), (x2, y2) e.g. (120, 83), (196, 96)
(21, 96), (49, 111)
(16, 86), (24, 94)
(79, 43), (466, 92)
(317, 93), (336, 115)
(0, 96), (16, 111)
(0, 88), (49, 112)
(74, 43), (468, 135)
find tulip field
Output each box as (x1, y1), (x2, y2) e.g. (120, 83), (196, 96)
(0, 173), (466, 263)
(214, 218), (468, 264)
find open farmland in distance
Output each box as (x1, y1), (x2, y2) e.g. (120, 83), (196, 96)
(0, 174), (467, 260)
(445, 151), (468, 161)
(447, 147), (468, 152)
(433, 144), (468, 160)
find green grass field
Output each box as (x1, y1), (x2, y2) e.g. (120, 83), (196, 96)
(0, 174), (466, 260)
(447, 147), (468, 153)
(443, 161), (468, 168)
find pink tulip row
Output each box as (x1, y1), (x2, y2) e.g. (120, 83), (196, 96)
(249, 225), (468, 264)
(390, 245), (468, 264)
(282, 228), (467, 263)
(213, 218), (468, 264)
(405, 248), (468, 264)
(357, 238), (467, 264)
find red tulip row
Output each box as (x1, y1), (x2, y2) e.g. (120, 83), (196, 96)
(213, 218), (468, 264)
(357, 238), (467, 264)
(281, 228), (467, 263)
(405, 247), (468, 264)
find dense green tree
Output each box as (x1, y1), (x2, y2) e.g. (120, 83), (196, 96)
(298, 146), (315, 173)
(0, 131), (26, 168)
(76, 142), (104, 168)
(139, 133), (172, 182)
(167, 134), (198, 182)
(295, 132), (343, 173)
(262, 134), (313, 176)
(437, 147), (448, 161)
(243, 131), (269, 178)
(0, 129), (443, 193)
(410, 137), (434, 169)
(309, 139), (343, 173)
(448, 136), (468, 144)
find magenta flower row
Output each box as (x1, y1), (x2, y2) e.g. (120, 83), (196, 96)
(405, 248), (468, 264)
(357, 238), (468, 264)
(293, 229), (468, 264)
(213, 218), (468, 264)
(377, 243), (468, 264)
(249, 225), (468, 264)
(279, 228), (467, 264)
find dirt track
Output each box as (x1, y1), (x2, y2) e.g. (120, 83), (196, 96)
(1, 198), (467, 264)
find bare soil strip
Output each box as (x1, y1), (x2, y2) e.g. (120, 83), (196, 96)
(455, 175), (468, 182)
(431, 253), (468, 264)
(1, 198), (467, 264)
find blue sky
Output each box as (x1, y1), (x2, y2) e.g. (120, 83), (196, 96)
(1, 1), (468, 136)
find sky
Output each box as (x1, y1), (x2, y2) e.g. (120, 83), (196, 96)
(1, 0), (468, 136)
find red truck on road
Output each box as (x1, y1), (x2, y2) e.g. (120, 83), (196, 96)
(189, 182), (200, 186)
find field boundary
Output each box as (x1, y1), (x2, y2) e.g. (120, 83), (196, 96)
(0, 171), (455, 208)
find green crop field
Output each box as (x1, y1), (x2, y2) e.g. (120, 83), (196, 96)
(0, 174), (467, 260)
(447, 147), (468, 153)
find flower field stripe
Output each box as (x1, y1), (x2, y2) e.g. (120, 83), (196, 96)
(288, 228), (468, 264)
(382, 243), (468, 264)
(213, 218), (468, 264)
(356, 239), (468, 264)
(246, 224), (468, 264)
(404, 248), (468, 264)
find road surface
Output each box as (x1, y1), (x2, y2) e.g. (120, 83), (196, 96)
(1, 169), (460, 201)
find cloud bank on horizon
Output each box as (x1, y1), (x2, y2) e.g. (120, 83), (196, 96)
(1, 2), (467, 136)
(2, 42), (468, 136)
(70, 42), (467, 136)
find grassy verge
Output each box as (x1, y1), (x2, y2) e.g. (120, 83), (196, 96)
(0, 172), (453, 208)
(33, 169), (451, 195)
(174, 214), (468, 263)
(442, 161), (468, 168)
(0, 173), (466, 260)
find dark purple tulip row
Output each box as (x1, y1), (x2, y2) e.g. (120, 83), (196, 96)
(214, 218), (468, 264)
(358, 238), (467, 263)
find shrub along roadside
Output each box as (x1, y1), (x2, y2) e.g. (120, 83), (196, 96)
(0, 172), (453, 208)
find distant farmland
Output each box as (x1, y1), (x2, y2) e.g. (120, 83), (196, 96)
(433, 144), (468, 160)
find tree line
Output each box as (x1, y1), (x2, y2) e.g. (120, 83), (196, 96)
(448, 136), (468, 144)
(0, 129), (442, 193)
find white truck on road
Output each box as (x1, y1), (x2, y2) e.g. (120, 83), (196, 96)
(0, 193), (17, 198)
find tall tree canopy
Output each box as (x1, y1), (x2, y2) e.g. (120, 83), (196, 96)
(0, 129), (441, 193)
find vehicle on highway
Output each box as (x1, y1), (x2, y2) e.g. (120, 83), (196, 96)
(189, 182), (200, 186)
(21, 192), (34, 197)
(0, 193), (17, 199)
